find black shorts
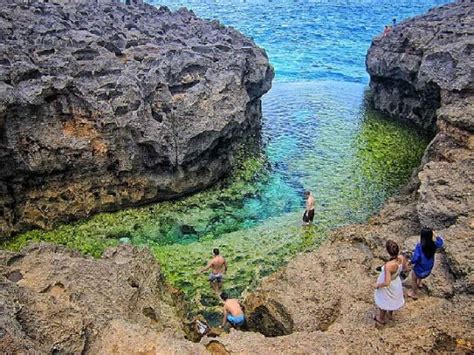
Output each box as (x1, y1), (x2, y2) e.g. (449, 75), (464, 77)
(303, 209), (314, 223)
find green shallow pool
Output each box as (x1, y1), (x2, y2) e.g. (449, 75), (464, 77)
(2, 81), (431, 324)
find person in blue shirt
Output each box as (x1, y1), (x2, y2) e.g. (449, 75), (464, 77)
(407, 228), (444, 299)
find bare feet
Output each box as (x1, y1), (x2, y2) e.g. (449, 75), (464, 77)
(373, 315), (385, 325)
(407, 290), (418, 300)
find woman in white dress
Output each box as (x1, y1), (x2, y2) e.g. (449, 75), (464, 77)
(374, 240), (408, 325)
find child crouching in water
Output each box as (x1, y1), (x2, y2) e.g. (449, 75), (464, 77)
(407, 228), (444, 299)
(374, 240), (409, 325)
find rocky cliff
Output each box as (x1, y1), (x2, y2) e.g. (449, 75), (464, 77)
(0, 243), (205, 353)
(0, 1), (472, 354)
(0, 1), (273, 237)
(366, 0), (472, 131)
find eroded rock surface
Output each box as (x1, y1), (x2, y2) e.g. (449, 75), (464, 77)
(0, 1), (273, 237)
(366, 0), (473, 130)
(0, 1), (472, 354)
(0, 243), (206, 353)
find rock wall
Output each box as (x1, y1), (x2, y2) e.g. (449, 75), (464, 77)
(0, 1), (273, 237)
(366, 0), (472, 130)
(0, 243), (205, 353)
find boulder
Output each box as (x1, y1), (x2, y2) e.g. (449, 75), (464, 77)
(0, 1), (273, 237)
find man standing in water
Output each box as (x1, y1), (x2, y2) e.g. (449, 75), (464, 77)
(199, 248), (227, 294)
(220, 292), (245, 328)
(303, 190), (315, 225)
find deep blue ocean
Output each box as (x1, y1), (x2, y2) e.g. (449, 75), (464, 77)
(148, 0), (450, 83)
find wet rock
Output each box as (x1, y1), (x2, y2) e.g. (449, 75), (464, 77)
(0, 0), (273, 237)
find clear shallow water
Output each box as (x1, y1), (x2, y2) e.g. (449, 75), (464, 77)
(149, 0), (451, 83)
(4, 0), (441, 324)
(5, 82), (430, 322)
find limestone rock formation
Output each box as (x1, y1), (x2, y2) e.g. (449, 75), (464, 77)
(0, 1), (273, 237)
(0, 243), (205, 353)
(1, 1), (472, 354)
(366, 0), (473, 130)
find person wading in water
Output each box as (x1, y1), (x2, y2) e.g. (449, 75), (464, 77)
(303, 190), (315, 225)
(199, 248), (227, 294)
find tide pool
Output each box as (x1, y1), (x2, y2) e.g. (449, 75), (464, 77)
(2, 0), (444, 325)
(4, 81), (430, 323)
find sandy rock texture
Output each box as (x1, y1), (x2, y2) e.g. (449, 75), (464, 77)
(0, 0), (273, 237)
(0, 243), (207, 353)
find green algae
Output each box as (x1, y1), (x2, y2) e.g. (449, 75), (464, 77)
(1, 152), (269, 257)
(1, 81), (431, 325)
(152, 213), (328, 322)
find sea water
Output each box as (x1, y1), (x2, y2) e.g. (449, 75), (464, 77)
(5, 0), (447, 323)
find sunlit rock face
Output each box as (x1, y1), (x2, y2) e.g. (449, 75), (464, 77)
(0, 1), (274, 237)
(367, 0), (474, 231)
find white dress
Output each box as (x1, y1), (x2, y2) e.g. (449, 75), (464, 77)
(374, 264), (405, 311)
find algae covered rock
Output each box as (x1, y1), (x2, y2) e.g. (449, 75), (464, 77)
(0, 1), (274, 237)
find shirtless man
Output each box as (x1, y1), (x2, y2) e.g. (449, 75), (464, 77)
(199, 248), (227, 294)
(302, 190), (315, 225)
(220, 292), (245, 328)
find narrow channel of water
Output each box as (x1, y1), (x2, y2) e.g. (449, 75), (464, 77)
(4, 81), (430, 323)
(3, 0), (447, 325)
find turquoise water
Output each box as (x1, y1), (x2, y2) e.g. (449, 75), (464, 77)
(6, 81), (431, 323)
(149, 0), (450, 83)
(5, 0), (441, 324)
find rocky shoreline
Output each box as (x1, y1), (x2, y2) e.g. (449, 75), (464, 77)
(0, 0), (273, 237)
(1, 0), (473, 354)
(233, 0), (473, 352)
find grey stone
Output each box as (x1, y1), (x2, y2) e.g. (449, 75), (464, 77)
(0, 1), (274, 237)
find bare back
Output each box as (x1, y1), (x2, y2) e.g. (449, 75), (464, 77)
(224, 299), (243, 316)
(306, 194), (315, 210)
(210, 255), (226, 274)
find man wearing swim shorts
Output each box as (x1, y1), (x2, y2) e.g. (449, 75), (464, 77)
(302, 190), (315, 225)
(220, 292), (245, 328)
(199, 248), (227, 294)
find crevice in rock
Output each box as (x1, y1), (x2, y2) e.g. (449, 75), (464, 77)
(430, 332), (458, 353)
(142, 306), (158, 322)
(6, 270), (23, 283)
(245, 299), (294, 337)
(6, 254), (24, 266)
